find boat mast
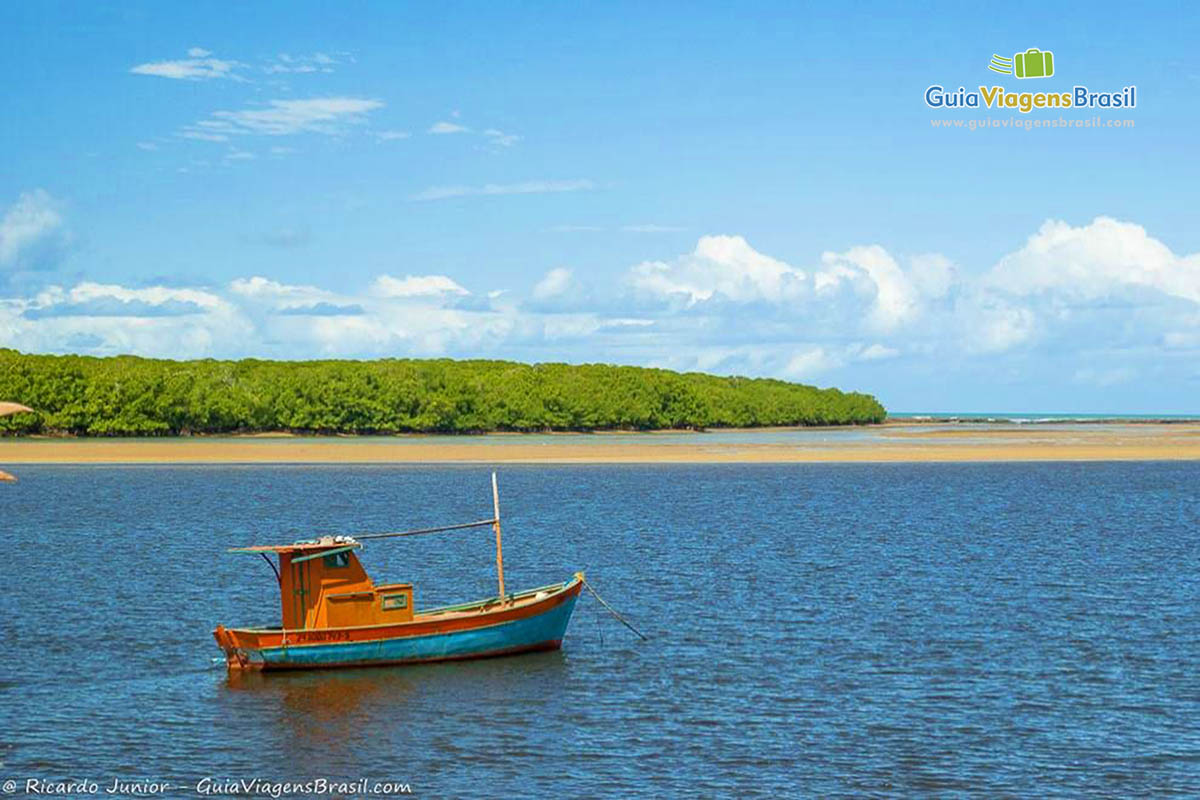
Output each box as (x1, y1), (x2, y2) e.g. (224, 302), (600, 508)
(282, 473), (512, 602)
(492, 471), (506, 602)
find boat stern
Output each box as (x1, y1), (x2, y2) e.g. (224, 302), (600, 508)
(213, 625), (265, 671)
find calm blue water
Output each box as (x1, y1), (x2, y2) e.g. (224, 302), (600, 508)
(2, 463), (1199, 797)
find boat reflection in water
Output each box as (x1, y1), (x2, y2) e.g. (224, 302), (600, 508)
(217, 648), (575, 782)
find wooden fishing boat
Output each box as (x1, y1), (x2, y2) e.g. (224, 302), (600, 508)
(213, 474), (582, 671)
(0, 402), (33, 482)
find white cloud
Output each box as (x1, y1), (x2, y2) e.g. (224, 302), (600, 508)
(230, 276), (329, 301)
(376, 130), (411, 142)
(2, 217), (1197, 404)
(988, 216), (1200, 304)
(909, 253), (956, 299)
(957, 294), (1036, 354)
(622, 223), (1200, 375)
(264, 52), (339, 74)
(131, 51), (243, 81)
(425, 121), (521, 147)
(429, 121), (469, 134)
(371, 274), (470, 298)
(0, 190), (66, 270)
(782, 347), (838, 379)
(183, 97), (383, 139)
(3, 281), (249, 358)
(229, 276), (363, 316)
(179, 130), (230, 143)
(532, 268), (573, 300)
(629, 234), (805, 305)
(859, 343), (900, 361)
(34, 282), (224, 312)
(818, 245), (919, 332)
(603, 317), (655, 328)
(134, 48), (347, 81)
(482, 128), (521, 147)
(410, 179), (595, 201)
(0, 275), (501, 359)
(637, 343), (828, 381)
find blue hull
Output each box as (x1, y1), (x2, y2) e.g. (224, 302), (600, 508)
(250, 592), (579, 670)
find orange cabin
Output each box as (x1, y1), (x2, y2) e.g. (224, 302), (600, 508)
(233, 537), (414, 629)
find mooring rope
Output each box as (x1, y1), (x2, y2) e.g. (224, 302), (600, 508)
(581, 575), (649, 641)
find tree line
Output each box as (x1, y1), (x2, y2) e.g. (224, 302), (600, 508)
(0, 349), (886, 435)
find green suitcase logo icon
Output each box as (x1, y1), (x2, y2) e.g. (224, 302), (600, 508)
(1013, 48), (1054, 79)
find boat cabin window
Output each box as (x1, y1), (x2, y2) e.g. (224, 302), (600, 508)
(382, 593), (408, 611)
(323, 551), (351, 568)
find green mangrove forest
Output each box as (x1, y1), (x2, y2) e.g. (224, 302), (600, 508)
(0, 349), (886, 435)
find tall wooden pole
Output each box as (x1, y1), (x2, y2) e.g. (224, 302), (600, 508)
(492, 471), (506, 602)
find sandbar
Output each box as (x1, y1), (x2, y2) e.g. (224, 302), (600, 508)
(1, 424), (1198, 464)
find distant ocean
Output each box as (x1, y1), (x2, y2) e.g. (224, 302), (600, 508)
(889, 412), (1200, 424)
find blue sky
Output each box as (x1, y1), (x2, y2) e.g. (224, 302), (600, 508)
(2, 1), (1198, 412)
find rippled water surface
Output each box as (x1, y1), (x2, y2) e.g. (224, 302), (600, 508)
(3, 463), (1199, 797)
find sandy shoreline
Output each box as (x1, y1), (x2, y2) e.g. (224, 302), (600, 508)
(1, 424), (1199, 464)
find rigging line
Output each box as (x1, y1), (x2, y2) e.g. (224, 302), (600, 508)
(259, 552), (281, 586)
(581, 575), (649, 641)
(353, 518), (498, 540)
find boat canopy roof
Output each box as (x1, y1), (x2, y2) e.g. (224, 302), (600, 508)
(0, 402), (33, 418)
(229, 535), (362, 555)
